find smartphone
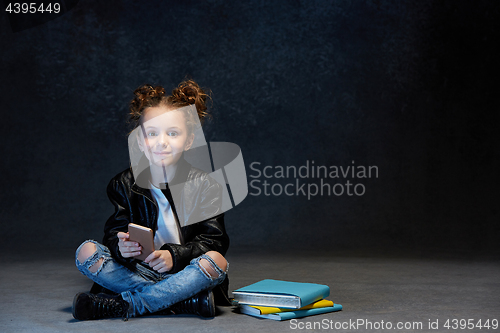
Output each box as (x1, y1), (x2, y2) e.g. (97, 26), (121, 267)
(127, 223), (154, 261)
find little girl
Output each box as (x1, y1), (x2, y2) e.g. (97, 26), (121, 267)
(73, 80), (230, 320)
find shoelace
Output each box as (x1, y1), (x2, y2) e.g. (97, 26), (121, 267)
(171, 297), (199, 315)
(91, 295), (127, 320)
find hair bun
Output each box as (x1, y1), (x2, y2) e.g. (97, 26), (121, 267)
(172, 80), (203, 104)
(170, 80), (210, 123)
(129, 84), (166, 122)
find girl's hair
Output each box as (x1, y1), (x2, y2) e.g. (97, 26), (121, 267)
(128, 80), (211, 134)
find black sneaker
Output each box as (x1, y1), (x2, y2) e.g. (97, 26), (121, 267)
(168, 290), (215, 317)
(72, 292), (130, 321)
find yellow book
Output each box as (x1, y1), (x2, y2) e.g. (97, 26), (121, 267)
(240, 299), (334, 315)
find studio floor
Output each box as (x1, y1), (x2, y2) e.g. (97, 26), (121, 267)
(0, 247), (499, 333)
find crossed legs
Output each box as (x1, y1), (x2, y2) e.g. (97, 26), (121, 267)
(74, 240), (228, 318)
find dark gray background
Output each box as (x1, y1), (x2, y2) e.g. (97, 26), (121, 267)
(1, 0), (498, 255)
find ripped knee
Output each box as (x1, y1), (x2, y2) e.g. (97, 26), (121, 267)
(76, 241), (103, 273)
(199, 251), (227, 278)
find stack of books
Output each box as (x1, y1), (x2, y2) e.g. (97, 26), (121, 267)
(232, 279), (342, 321)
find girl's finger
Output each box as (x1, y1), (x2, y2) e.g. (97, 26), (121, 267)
(144, 251), (159, 263)
(117, 232), (129, 239)
(124, 249), (141, 257)
(148, 258), (159, 267)
(150, 256), (165, 267)
(153, 262), (164, 271)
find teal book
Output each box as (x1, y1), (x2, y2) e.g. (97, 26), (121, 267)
(232, 279), (330, 309)
(240, 303), (343, 321)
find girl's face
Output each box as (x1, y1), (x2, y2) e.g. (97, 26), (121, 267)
(137, 106), (194, 168)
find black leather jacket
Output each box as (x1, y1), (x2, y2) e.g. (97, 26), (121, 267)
(97, 157), (231, 305)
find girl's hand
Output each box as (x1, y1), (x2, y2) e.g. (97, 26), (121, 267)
(144, 250), (173, 273)
(117, 232), (142, 258)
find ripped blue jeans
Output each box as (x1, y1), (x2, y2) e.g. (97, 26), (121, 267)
(75, 240), (227, 317)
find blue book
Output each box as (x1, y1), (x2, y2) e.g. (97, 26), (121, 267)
(240, 304), (343, 321)
(232, 279), (330, 309)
